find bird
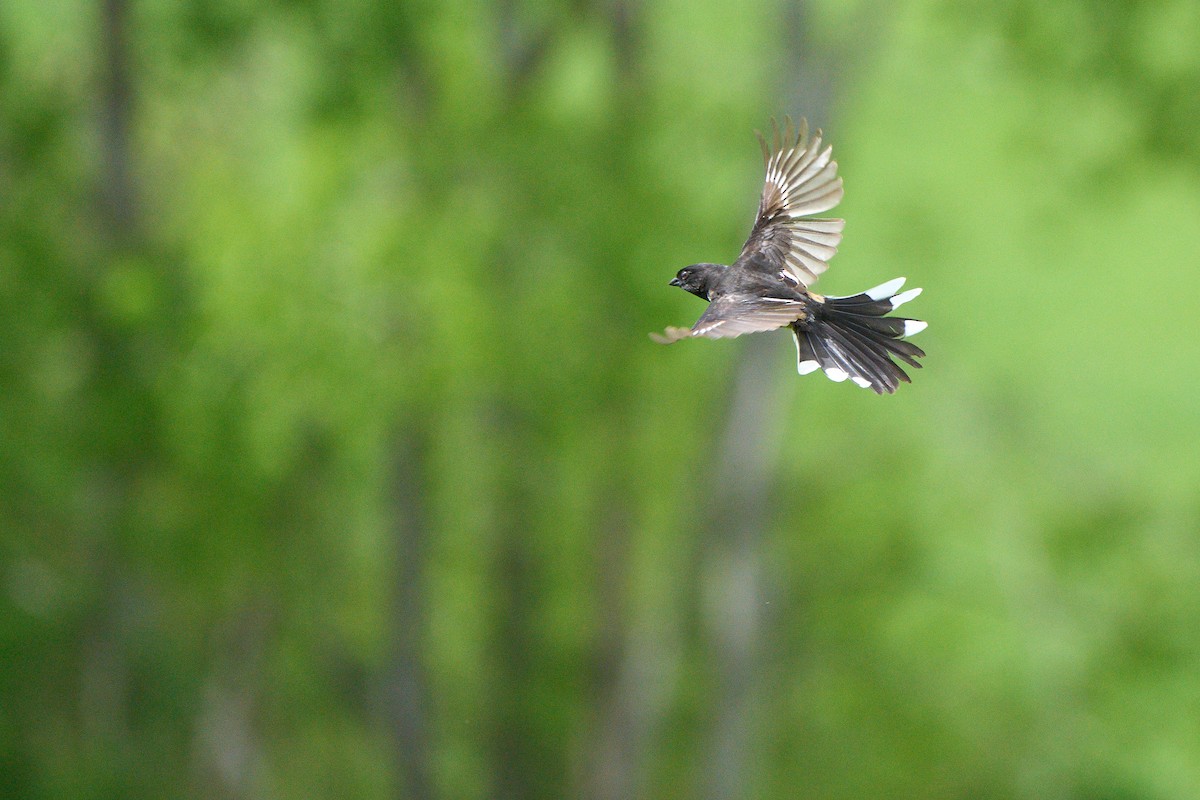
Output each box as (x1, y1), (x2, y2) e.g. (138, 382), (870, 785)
(651, 118), (926, 394)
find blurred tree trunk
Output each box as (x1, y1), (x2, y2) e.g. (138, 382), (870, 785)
(79, 0), (140, 779)
(581, 496), (636, 800)
(698, 338), (789, 800)
(581, 485), (665, 800)
(699, 4), (835, 797)
(386, 432), (434, 800)
(192, 606), (271, 799)
(490, 513), (541, 800)
(99, 0), (137, 241)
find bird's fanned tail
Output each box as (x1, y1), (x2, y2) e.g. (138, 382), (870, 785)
(792, 278), (927, 394)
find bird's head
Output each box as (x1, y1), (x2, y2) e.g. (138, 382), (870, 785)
(669, 263), (724, 299)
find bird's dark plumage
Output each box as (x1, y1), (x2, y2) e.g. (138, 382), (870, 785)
(652, 117), (926, 394)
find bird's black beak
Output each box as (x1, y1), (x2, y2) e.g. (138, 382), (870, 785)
(669, 277), (681, 287)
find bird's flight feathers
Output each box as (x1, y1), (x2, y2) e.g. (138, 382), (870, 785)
(736, 117), (845, 287)
(650, 295), (805, 344)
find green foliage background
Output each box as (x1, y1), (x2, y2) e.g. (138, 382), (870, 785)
(3, 1), (1200, 798)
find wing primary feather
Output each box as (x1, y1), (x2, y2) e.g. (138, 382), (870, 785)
(792, 230), (843, 248)
(790, 161), (839, 200)
(798, 219), (844, 233)
(786, 132), (823, 179)
(734, 118), (845, 289)
(779, 131), (808, 173)
(792, 251), (828, 278)
(790, 238), (838, 260)
(792, 144), (833, 185)
(787, 189), (844, 216)
(780, 132), (817, 181)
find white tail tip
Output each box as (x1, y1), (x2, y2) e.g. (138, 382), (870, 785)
(866, 277), (906, 300)
(824, 367), (849, 382)
(891, 287), (922, 309)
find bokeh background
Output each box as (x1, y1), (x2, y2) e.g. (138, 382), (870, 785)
(4, 0), (1200, 798)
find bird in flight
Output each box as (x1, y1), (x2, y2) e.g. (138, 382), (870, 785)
(652, 118), (926, 394)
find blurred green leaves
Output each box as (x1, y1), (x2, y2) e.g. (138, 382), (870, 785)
(3, 1), (1200, 799)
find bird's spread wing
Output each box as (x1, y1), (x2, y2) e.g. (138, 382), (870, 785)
(734, 117), (844, 287)
(650, 295), (805, 344)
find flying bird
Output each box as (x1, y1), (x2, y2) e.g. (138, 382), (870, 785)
(652, 118), (926, 394)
